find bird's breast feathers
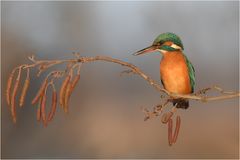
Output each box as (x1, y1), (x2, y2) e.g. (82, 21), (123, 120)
(160, 51), (192, 94)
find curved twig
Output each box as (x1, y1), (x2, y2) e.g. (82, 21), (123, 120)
(76, 56), (239, 102)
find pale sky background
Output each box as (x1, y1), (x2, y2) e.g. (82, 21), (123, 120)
(1, 1), (239, 159)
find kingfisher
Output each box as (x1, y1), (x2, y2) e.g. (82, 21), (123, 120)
(134, 32), (195, 109)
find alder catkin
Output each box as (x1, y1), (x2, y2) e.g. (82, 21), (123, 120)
(11, 80), (19, 123)
(41, 93), (48, 127)
(161, 111), (173, 124)
(59, 75), (70, 107)
(19, 75), (30, 107)
(10, 68), (21, 123)
(19, 68), (30, 107)
(6, 71), (15, 106)
(71, 74), (80, 92)
(63, 74), (80, 113)
(168, 118), (173, 146)
(64, 83), (71, 113)
(37, 98), (42, 121)
(172, 115), (181, 144)
(31, 79), (47, 105)
(47, 91), (57, 122)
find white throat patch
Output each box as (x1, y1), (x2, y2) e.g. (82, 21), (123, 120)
(157, 49), (167, 54)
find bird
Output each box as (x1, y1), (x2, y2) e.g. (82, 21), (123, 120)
(134, 32), (195, 109)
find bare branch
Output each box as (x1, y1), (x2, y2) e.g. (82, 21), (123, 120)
(5, 55), (239, 125)
(11, 55), (239, 102)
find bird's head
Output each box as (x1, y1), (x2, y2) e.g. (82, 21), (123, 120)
(134, 32), (184, 56)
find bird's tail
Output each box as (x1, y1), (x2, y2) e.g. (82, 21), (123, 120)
(172, 99), (189, 109)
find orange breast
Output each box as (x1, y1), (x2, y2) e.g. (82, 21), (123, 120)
(160, 51), (191, 94)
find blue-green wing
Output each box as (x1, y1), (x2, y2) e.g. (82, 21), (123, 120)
(183, 54), (195, 93)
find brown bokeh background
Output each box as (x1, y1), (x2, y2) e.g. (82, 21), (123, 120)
(1, 1), (239, 159)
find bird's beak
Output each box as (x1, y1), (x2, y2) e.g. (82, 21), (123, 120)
(133, 45), (158, 56)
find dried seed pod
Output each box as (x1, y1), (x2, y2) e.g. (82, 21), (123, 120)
(161, 111), (173, 124)
(64, 83), (71, 113)
(172, 115), (181, 144)
(59, 75), (70, 107)
(19, 68), (30, 107)
(31, 79), (47, 105)
(41, 93), (47, 127)
(37, 97), (42, 121)
(6, 69), (15, 106)
(47, 91), (57, 122)
(168, 118), (173, 146)
(10, 68), (22, 123)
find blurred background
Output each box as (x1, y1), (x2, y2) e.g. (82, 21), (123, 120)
(1, 1), (239, 159)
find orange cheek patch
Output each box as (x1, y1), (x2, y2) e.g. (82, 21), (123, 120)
(162, 41), (173, 46)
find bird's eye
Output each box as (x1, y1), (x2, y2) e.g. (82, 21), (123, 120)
(153, 42), (161, 48)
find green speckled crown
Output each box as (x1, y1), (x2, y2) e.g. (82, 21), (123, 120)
(153, 32), (184, 50)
